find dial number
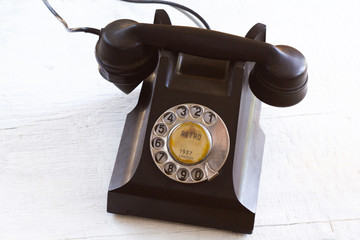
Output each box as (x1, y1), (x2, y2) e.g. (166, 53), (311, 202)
(191, 168), (204, 181)
(164, 162), (176, 175)
(177, 168), (189, 181)
(155, 151), (167, 164)
(191, 106), (203, 118)
(204, 111), (216, 124)
(152, 137), (164, 150)
(164, 112), (176, 125)
(176, 106), (188, 118)
(155, 123), (167, 136)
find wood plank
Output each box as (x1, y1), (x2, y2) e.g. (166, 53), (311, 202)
(1, 0), (360, 239)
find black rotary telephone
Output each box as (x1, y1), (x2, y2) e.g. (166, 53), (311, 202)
(44, 1), (307, 234)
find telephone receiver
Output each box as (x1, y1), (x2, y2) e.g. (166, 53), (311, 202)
(95, 11), (307, 107)
(92, 10), (308, 233)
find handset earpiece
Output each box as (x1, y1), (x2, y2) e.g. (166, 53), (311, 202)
(249, 45), (308, 107)
(95, 19), (307, 106)
(95, 20), (159, 94)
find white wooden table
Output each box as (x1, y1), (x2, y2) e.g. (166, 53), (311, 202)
(1, 0), (359, 239)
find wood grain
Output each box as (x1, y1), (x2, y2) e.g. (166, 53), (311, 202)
(1, 0), (359, 239)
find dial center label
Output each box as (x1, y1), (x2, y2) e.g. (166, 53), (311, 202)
(168, 122), (211, 164)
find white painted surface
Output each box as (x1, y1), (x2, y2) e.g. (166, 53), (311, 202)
(1, 0), (359, 239)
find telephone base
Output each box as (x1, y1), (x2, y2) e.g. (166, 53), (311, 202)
(107, 20), (266, 234)
(108, 190), (255, 233)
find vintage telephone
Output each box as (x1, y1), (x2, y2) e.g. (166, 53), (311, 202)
(44, 1), (308, 234)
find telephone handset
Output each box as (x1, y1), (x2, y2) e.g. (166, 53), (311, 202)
(95, 14), (307, 107)
(44, 1), (307, 233)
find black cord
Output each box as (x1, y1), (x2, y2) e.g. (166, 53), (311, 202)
(43, 0), (210, 35)
(120, 0), (211, 29)
(42, 0), (100, 35)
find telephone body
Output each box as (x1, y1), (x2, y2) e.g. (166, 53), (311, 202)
(107, 10), (269, 233)
(43, 0), (307, 232)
